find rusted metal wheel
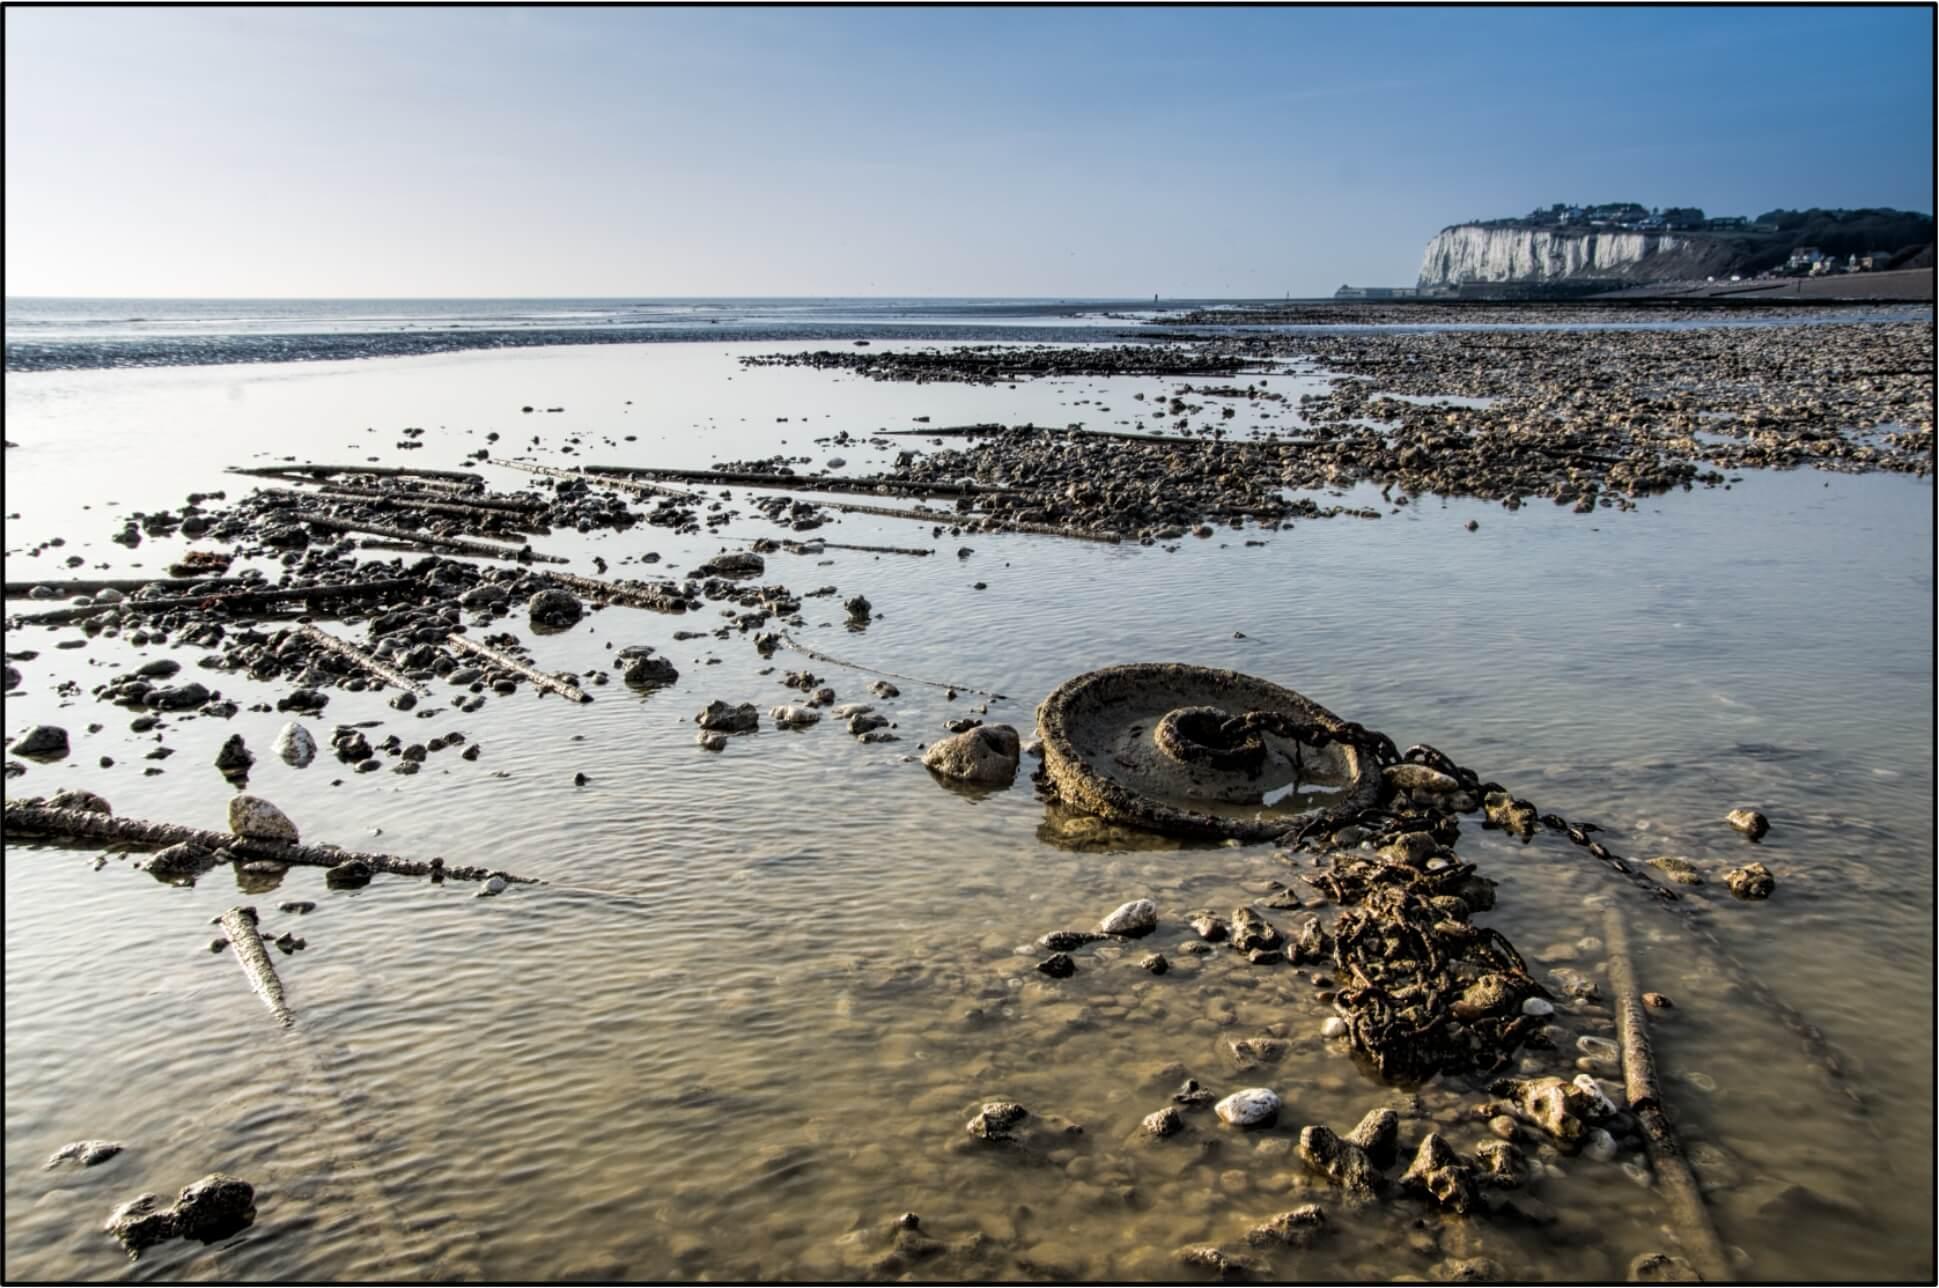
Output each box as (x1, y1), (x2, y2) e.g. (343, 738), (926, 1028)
(1034, 663), (1382, 841)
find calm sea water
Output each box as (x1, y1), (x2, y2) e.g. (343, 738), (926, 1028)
(2, 297), (1177, 370)
(12, 297), (1925, 372)
(4, 335), (1933, 1280)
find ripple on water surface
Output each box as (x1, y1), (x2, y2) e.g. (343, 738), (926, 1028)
(3, 340), (1933, 1281)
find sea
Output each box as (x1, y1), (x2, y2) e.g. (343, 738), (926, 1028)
(3, 297), (1172, 370)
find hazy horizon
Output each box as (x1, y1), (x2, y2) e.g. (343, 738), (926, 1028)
(7, 7), (1933, 298)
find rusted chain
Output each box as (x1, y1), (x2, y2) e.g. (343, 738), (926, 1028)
(773, 630), (1006, 700)
(1267, 712), (1874, 1122)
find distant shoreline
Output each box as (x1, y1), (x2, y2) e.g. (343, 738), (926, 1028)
(1592, 267), (1935, 303)
(6, 289), (1931, 374)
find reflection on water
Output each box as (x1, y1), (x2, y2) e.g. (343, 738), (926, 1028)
(4, 340), (1933, 1281)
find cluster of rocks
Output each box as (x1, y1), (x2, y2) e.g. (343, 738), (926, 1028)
(694, 673), (911, 753)
(1644, 806), (1780, 901)
(1276, 319), (1933, 500)
(1121, 1072), (1640, 1275)
(868, 428), (1381, 542)
(734, 316), (1934, 544)
(739, 343), (1256, 385)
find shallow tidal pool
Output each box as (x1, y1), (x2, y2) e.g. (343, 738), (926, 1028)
(5, 339), (1934, 1281)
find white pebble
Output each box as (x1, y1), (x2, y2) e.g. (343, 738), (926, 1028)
(1099, 899), (1158, 937)
(273, 721), (317, 767)
(1521, 997), (1555, 1018)
(1320, 1017), (1348, 1039)
(1214, 1088), (1281, 1128)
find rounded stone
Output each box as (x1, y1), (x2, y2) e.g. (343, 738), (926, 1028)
(9, 725), (69, 759)
(273, 722), (317, 768)
(1142, 1107), (1184, 1138)
(170, 1172), (256, 1242)
(527, 589), (583, 629)
(1214, 1088), (1281, 1128)
(1099, 899), (1158, 937)
(227, 795), (298, 843)
(1724, 808), (1769, 840)
(921, 724), (1020, 786)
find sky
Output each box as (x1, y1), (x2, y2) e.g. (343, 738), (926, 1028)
(5, 6), (1933, 299)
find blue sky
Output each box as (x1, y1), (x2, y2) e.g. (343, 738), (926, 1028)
(5, 6), (1932, 297)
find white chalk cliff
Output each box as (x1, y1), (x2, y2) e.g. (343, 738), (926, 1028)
(1417, 225), (1690, 286)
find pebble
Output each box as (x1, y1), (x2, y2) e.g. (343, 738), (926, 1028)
(9, 725), (69, 758)
(1725, 808), (1770, 840)
(476, 875), (509, 897)
(694, 700), (759, 734)
(273, 721), (317, 767)
(213, 734), (254, 777)
(1213, 1087), (1281, 1128)
(1142, 1107), (1184, 1138)
(1724, 862), (1775, 900)
(1036, 952), (1076, 979)
(1320, 1017), (1348, 1039)
(1646, 856), (1705, 885)
(227, 795), (298, 843)
(1098, 898), (1158, 937)
(921, 723), (1019, 785)
(966, 1101), (1028, 1141)
(1642, 992), (1673, 1009)
(1188, 912), (1230, 942)
(1521, 997), (1555, 1018)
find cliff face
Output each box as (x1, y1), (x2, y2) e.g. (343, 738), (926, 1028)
(1417, 225), (1729, 286)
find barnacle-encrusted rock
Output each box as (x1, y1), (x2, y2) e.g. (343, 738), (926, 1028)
(922, 724), (1020, 786)
(1400, 1132), (1478, 1213)
(1298, 1124), (1378, 1198)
